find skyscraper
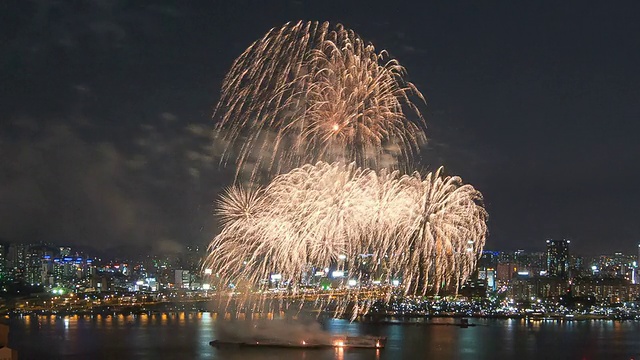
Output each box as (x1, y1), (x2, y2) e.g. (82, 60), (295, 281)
(7, 243), (27, 281)
(0, 244), (6, 282)
(636, 244), (640, 284)
(25, 245), (48, 286)
(546, 239), (570, 279)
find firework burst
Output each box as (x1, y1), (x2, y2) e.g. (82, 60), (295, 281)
(204, 162), (487, 314)
(215, 21), (425, 182)
(207, 21), (487, 318)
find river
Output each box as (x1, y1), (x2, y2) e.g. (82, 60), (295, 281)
(7, 313), (640, 359)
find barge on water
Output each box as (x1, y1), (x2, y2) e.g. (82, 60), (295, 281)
(210, 335), (386, 349)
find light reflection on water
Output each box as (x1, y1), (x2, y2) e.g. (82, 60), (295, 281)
(7, 314), (640, 360)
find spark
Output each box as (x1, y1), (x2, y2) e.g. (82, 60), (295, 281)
(214, 21), (426, 183)
(204, 162), (487, 314)
(206, 21), (486, 318)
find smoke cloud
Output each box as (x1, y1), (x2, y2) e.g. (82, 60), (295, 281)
(215, 320), (333, 344)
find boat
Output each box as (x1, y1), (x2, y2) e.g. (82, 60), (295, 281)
(333, 335), (386, 348)
(209, 339), (327, 348)
(210, 335), (386, 349)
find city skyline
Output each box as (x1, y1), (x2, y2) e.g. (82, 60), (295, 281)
(1, 2), (640, 254)
(2, 238), (639, 288)
(3, 238), (640, 313)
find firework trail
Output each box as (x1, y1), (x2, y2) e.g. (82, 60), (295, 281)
(207, 21), (487, 318)
(214, 21), (426, 183)
(204, 162), (487, 315)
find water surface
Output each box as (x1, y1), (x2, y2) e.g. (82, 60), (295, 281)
(9, 314), (640, 359)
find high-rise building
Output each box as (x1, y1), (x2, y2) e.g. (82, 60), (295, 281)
(546, 239), (570, 279)
(496, 263), (515, 282)
(0, 244), (6, 282)
(25, 245), (49, 286)
(478, 268), (496, 291)
(59, 247), (71, 257)
(7, 243), (27, 281)
(174, 269), (191, 289)
(636, 244), (640, 284)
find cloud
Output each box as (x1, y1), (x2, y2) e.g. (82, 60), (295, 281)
(0, 116), (223, 250)
(0, 123), (144, 247)
(2, 1), (181, 64)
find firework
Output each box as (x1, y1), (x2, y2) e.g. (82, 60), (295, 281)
(215, 21), (426, 182)
(204, 162), (487, 313)
(208, 21), (486, 318)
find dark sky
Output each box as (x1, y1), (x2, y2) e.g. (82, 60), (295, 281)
(1, 1), (639, 255)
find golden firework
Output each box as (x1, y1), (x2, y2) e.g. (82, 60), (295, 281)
(215, 21), (425, 183)
(204, 162), (487, 314)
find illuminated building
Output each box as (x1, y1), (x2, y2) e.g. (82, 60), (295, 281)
(174, 269), (191, 289)
(572, 278), (640, 303)
(508, 277), (536, 301)
(478, 268), (496, 290)
(460, 277), (487, 299)
(25, 245), (48, 286)
(7, 243), (26, 281)
(637, 244), (640, 284)
(0, 244), (6, 281)
(496, 263), (515, 282)
(546, 239), (570, 279)
(59, 247), (71, 257)
(508, 277), (567, 301)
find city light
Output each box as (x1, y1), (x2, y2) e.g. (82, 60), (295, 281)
(5, 239), (640, 322)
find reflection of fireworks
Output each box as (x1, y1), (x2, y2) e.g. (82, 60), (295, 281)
(215, 21), (425, 182)
(204, 162), (487, 308)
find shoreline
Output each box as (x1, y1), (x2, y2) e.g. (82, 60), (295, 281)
(4, 309), (638, 322)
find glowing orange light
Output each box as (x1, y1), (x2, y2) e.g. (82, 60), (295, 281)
(332, 124), (339, 131)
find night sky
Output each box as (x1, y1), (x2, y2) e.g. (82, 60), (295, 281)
(1, 1), (639, 255)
